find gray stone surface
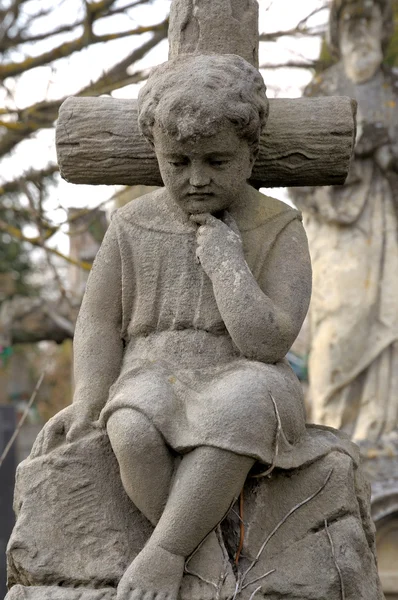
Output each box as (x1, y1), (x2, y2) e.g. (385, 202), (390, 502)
(6, 442), (383, 599)
(168, 0), (259, 67)
(229, 452), (383, 600)
(7, 586), (115, 600)
(56, 95), (356, 189)
(7, 431), (152, 589)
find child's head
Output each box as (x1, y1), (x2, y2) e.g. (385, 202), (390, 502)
(138, 54), (269, 158)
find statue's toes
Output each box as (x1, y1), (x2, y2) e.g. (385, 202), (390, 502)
(153, 592), (174, 600)
(116, 545), (185, 600)
(117, 586), (175, 600)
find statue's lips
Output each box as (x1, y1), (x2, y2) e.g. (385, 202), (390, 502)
(187, 192), (214, 199)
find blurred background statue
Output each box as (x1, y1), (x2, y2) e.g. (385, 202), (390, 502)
(292, 0), (398, 443)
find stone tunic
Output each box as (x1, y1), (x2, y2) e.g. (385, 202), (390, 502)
(78, 189), (356, 467)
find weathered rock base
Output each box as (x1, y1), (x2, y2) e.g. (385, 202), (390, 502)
(6, 587), (115, 600)
(6, 430), (384, 600)
(225, 451), (384, 600)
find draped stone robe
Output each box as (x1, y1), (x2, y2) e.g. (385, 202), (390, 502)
(292, 64), (398, 442)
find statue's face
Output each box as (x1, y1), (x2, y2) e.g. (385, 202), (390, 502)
(339, 2), (383, 84)
(153, 123), (255, 214)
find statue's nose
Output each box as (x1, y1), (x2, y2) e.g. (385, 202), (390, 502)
(189, 164), (211, 187)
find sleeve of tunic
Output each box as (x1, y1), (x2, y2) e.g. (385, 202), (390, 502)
(72, 215), (124, 419)
(256, 215), (312, 360)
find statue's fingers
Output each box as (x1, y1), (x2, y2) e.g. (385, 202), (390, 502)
(195, 247), (201, 265)
(31, 424), (57, 457)
(41, 418), (66, 454)
(30, 428), (45, 458)
(189, 213), (206, 226)
(189, 212), (214, 226)
(65, 424), (78, 443)
(66, 421), (92, 443)
(196, 224), (211, 241)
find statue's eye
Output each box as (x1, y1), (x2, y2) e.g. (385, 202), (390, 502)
(209, 159), (228, 167)
(169, 159), (187, 167)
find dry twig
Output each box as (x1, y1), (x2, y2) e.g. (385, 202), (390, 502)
(252, 392), (282, 479)
(242, 569), (276, 591)
(248, 585), (263, 600)
(184, 533), (218, 590)
(0, 219), (92, 271)
(230, 507), (245, 525)
(215, 525), (230, 600)
(0, 373), (45, 469)
(235, 490), (245, 564)
(325, 519), (346, 600)
(241, 469), (334, 584)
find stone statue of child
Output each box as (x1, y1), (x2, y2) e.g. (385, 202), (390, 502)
(33, 54), (350, 600)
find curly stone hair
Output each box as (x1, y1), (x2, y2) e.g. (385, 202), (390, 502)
(328, 0), (394, 56)
(138, 54), (269, 155)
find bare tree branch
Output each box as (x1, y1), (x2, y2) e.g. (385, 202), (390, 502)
(261, 60), (321, 70)
(0, 296), (78, 344)
(297, 3), (330, 29)
(0, 219), (92, 271)
(0, 19), (167, 81)
(1, 0), (150, 48)
(0, 373), (44, 469)
(0, 25), (166, 158)
(0, 165), (59, 197)
(259, 26), (325, 42)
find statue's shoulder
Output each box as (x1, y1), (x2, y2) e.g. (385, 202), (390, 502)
(113, 189), (188, 234)
(114, 188), (164, 226)
(242, 190), (301, 232)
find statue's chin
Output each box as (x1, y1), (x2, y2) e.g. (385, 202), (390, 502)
(343, 49), (383, 84)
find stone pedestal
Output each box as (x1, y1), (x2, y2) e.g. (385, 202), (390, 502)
(6, 430), (384, 600)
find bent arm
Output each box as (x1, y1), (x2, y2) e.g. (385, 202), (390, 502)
(211, 218), (311, 363)
(73, 217), (124, 419)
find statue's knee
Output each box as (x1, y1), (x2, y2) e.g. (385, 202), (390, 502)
(107, 409), (158, 461)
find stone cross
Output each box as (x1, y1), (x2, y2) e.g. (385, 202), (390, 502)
(5, 3), (386, 600)
(56, 1), (357, 189)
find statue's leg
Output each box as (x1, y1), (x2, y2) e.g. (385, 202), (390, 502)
(107, 408), (174, 526)
(117, 446), (254, 600)
(152, 446), (254, 555)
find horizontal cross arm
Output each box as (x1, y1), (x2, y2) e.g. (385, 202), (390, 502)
(56, 96), (356, 188)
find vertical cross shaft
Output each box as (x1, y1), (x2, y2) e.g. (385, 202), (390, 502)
(168, 0), (259, 67)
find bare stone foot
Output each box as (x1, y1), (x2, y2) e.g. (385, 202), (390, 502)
(116, 544), (185, 600)
(181, 531), (236, 600)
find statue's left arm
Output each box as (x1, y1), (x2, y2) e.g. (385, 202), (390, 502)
(192, 213), (312, 363)
(72, 217), (124, 422)
(30, 217), (125, 454)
